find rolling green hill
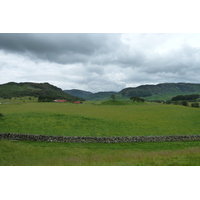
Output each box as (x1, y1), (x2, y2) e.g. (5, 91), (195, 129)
(0, 82), (84, 102)
(2, 82), (200, 102)
(65, 83), (200, 101)
(118, 83), (200, 101)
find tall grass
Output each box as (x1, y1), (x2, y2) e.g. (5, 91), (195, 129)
(1, 140), (200, 166)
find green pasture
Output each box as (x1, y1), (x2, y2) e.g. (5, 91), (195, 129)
(0, 96), (38, 104)
(1, 139), (200, 165)
(0, 101), (200, 136)
(1, 101), (200, 166)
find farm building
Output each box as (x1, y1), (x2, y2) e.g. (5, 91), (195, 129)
(74, 101), (81, 104)
(54, 99), (67, 102)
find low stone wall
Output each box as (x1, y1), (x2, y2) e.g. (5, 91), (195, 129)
(1, 133), (200, 143)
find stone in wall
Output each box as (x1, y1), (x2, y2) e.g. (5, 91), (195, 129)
(1, 133), (200, 143)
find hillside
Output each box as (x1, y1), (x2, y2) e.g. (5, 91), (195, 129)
(118, 83), (200, 101)
(3, 82), (199, 102)
(0, 82), (84, 102)
(65, 83), (200, 101)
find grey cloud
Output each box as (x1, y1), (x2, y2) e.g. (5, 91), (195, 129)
(140, 44), (200, 76)
(0, 33), (122, 64)
(0, 33), (101, 54)
(116, 49), (145, 68)
(79, 76), (125, 92)
(121, 43), (200, 87)
(0, 33), (144, 68)
(0, 33), (151, 68)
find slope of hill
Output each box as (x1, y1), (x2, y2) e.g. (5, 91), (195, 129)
(4, 82), (199, 102)
(0, 82), (84, 102)
(64, 89), (92, 99)
(64, 83), (200, 101)
(118, 83), (200, 101)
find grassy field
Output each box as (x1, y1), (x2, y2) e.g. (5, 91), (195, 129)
(1, 139), (200, 166)
(0, 96), (38, 104)
(0, 100), (200, 166)
(0, 101), (200, 137)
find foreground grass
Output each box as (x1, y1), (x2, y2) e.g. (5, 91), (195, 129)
(0, 102), (200, 136)
(0, 140), (200, 166)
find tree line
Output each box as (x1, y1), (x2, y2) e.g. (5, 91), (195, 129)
(110, 94), (145, 103)
(155, 94), (200, 108)
(171, 94), (200, 101)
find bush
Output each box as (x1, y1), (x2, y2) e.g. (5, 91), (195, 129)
(172, 101), (179, 105)
(0, 113), (3, 117)
(165, 100), (172, 104)
(191, 102), (199, 108)
(130, 96), (145, 102)
(180, 101), (188, 106)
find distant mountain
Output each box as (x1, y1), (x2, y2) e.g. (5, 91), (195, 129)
(0, 82), (84, 102)
(65, 83), (200, 101)
(64, 89), (117, 101)
(64, 89), (92, 99)
(118, 83), (200, 101)
(3, 82), (199, 102)
(86, 91), (117, 101)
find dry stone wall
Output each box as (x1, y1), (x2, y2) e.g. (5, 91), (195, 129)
(1, 133), (200, 143)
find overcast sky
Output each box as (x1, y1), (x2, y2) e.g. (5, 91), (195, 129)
(0, 33), (200, 92)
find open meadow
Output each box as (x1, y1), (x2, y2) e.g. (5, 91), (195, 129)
(0, 101), (200, 136)
(0, 100), (200, 165)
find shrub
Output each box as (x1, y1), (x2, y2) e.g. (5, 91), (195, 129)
(180, 101), (188, 106)
(0, 113), (3, 117)
(191, 102), (199, 108)
(165, 100), (172, 104)
(172, 101), (179, 105)
(130, 96), (145, 102)
(110, 94), (116, 101)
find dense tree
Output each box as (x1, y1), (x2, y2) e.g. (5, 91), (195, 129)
(130, 96), (145, 102)
(165, 100), (172, 104)
(180, 100), (189, 106)
(191, 102), (199, 108)
(110, 94), (116, 101)
(171, 94), (200, 101)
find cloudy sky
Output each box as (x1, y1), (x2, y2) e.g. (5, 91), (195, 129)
(0, 33), (200, 92)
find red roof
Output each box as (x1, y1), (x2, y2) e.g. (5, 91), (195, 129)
(74, 101), (81, 104)
(54, 100), (66, 102)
